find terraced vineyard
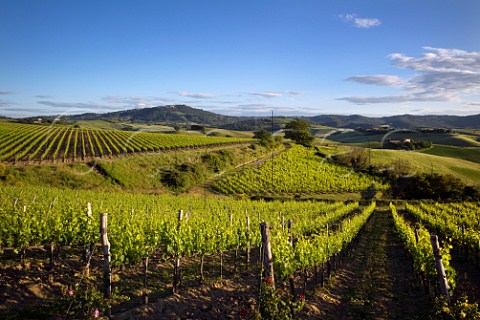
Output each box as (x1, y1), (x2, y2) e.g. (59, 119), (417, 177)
(212, 144), (388, 196)
(0, 122), (252, 163)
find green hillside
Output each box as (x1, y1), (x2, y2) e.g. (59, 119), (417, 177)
(370, 149), (480, 185)
(419, 145), (480, 164)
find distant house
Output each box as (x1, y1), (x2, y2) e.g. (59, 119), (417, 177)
(387, 138), (412, 144)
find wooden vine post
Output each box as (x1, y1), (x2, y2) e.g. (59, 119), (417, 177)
(430, 235), (451, 303)
(100, 214), (112, 300)
(85, 202), (93, 277)
(260, 222), (275, 289)
(246, 216), (251, 270)
(173, 210), (183, 294)
(143, 256), (149, 304)
(287, 219), (296, 297)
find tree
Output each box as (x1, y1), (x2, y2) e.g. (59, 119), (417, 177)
(284, 119), (314, 147)
(253, 130), (275, 148)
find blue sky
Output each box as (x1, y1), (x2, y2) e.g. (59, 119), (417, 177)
(1, 0), (479, 118)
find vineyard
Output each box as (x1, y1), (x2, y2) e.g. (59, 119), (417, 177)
(1, 183), (479, 319)
(212, 145), (388, 196)
(0, 122), (252, 163)
(0, 121), (479, 319)
(0, 185), (377, 318)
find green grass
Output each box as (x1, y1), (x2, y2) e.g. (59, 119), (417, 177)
(1, 163), (118, 190)
(74, 120), (124, 130)
(75, 120), (175, 132)
(370, 149), (480, 185)
(419, 145), (480, 164)
(120, 123), (175, 132)
(205, 128), (254, 138)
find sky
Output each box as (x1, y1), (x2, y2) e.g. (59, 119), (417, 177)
(1, 0), (479, 118)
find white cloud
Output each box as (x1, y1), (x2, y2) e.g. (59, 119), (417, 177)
(347, 75), (404, 87)
(248, 91), (283, 98)
(37, 100), (121, 110)
(103, 95), (174, 107)
(340, 13), (381, 29)
(340, 47), (480, 105)
(0, 90), (14, 95)
(177, 91), (215, 99)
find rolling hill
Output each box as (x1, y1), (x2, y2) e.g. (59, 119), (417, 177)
(21, 104), (480, 130)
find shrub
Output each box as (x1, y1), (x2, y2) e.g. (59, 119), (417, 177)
(161, 163), (206, 191)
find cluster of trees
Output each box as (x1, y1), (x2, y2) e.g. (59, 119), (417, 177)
(384, 139), (432, 150)
(389, 173), (480, 201)
(254, 119), (315, 148)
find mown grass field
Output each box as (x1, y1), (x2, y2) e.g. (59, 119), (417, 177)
(418, 145), (480, 164)
(370, 149), (480, 185)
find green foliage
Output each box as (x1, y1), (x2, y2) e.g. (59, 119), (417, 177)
(332, 147), (369, 170)
(434, 296), (480, 319)
(190, 124), (206, 134)
(390, 173), (480, 201)
(201, 149), (234, 172)
(284, 119), (314, 147)
(256, 281), (304, 320)
(384, 139), (432, 150)
(161, 163), (206, 191)
(254, 130), (275, 148)
(405, 202), (480, 265)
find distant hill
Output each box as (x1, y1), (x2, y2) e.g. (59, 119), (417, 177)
(69, 105), (233, 125)
(21, 105), (480, 130)
(68, 105), (284, 131)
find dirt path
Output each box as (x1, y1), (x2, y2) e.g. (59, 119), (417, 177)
(315, 208), (432, 319)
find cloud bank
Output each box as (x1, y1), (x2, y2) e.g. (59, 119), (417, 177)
(340, 47), (480, 105)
